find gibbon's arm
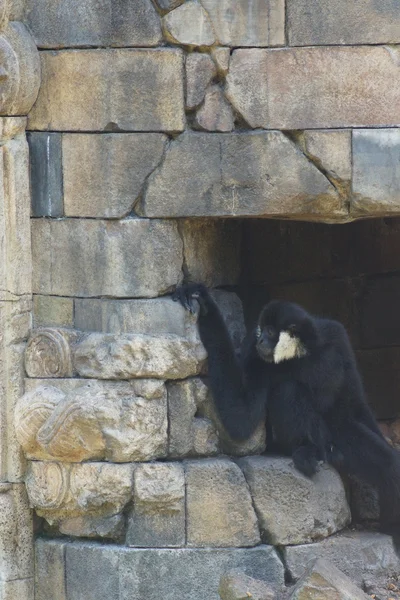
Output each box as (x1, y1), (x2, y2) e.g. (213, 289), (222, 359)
(174, 284), (267, 440)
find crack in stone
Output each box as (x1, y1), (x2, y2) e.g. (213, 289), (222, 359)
(131, 135), (171, 216)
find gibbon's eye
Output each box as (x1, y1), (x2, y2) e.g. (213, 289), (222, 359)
(255, 326), (262, 339)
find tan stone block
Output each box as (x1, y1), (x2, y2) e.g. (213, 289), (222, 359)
(163, 1), (215, 46)
(219, 572), (276, 600)
(28, 49), (185, 132)
(302, 130), (352, 181)
(195, 85), (234, 132)
(211, 47), (230, 75)
(33, 296), (74, 328)
(227, 47), (400, 129)
(32, 219), (183, 298)
(62, 133), (167, 218)
(24, 328), (76, 379)
(0, 116), (26, 142)
(0, 578), (34, 600)
(0, 483), (33, 581)
(185, 53), (216, 109)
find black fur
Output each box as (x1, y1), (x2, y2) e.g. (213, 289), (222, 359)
(174, 283), (400, 528)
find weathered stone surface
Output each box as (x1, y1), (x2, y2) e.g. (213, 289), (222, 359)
(33, 296), (74, 328)
(352, 129), (400, 217)
(163, 2), (215, 46)
(186, 53), (216, 109)
(200, 0), (285, 47)
(302, 130), (352, 182)
(74, 332), (207, 380)
(32, 219), (183, 298)
(192, 417), (219, 456)
(26, 461), (134, 524)
(16, 380), (168, 462)
(289, 558), (369, 600)
(219, 571), (276, 600)
(127, 463), (185, 547)
(196, 85), (235, 132)
(67, 544), (119, 600)
(179, 219), (241, 286)
(155, 0), (185, 10)
(226, 47), (400, 129)
(284, 531), (399, 588)
(0, 578), (34, 600)
(28, 133), (63, 218)
(25, 0), (162, 47)
(349, 478), (379, 523)
(25, 328), (76, 379)
(58, 515), (125, 541)
(0, 0), (9, 30)
(239, 457), (350, 546)
(28, 49), (185, 132)
(287, 0), (400, 45)
(0, 483), (33, 581)
(211, 47), (230, 75)
(186, 459), (260, 547)
(35, 538), (66, 600)
(62, 133), (167, 218)
(141, 132), (343, 220)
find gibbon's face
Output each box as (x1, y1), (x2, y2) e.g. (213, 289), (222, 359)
(255, 301), (316, 364)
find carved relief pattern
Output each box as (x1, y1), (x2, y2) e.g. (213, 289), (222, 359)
(25, 329), (74, 378)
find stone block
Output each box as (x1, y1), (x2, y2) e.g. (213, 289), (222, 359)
(352, 129), (400, 217)
(25, 0), (162, 48)
(28, 49), (185, 132)
(192, 418), (219, 456)
(24, 328), (76, 379)
(163, 2), (215, 46)
(356, 348), (400, 419)
(66, 544), (119, 600)
(200, 0), (285, 47)
(0, 0), (8, 30)
(239, 456), (350, 546)
(0, 578), (34, 600)
(285, 531), (399, 590)
(219, 571), (276, 600)
(62, 133), (167, 218)
(33, 296), (74, 328)
(26, 461), (134, 524)
(288, 558), (369, 600)
(127, 463), (185, 547)
(186, 53), (216, 109)
(32, 219), (183, 298)
(0, 483), (33, 581)
(287, 0), (400, 45)
(211, 48), (230, 75)
(35, 538), (66, 600)
(156, 0), (185, 10)
(28, 133), (63, 217)
(195, 85), (235, 132)
(15, 380), (168, 462)
(58, 514), (125, 541)
(141, 132), (343, 221)
(226, 47), (400, 129)
(185, 458), (260, 547)
(302, 130), (352, 182)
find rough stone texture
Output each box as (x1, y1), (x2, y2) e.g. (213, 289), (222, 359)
(185, 53), (216, 109)
(25, 0), (162, 48)
(195, 85), (235, 132)
(58, 514), (125, 541)
(0, 578), (34, 600)
(33, 296), (74, 328)
(226, 47), (400, 129)
(141, 132), (343, 220)
(0, 483), (33, 581)
(15, 380), (168, 462)
(62, 133), (167, 218)
(127, 463), (185, 547)
(74, 332), (207, 380)
(301, 130), (352, 182)
(200, 0), (285, 47)
(163, 1), (215, 46)
(352, 129), (400, 217)
(35, 538), (66, 600)
(25, 328), (76, 379)
(25, 461), (134, 524)
(219, 571), (276, 600)
(28, 49), (185, 132)
(284, 531), (400, 589)
(211, 47), (230, 75)
(185, 459), (260, 547)
(287, 0), (400, 45)
(0, 0), (9, 30)
(28, 133), (63, 218)
(239, 457), (350, 546)
(156, 0), (185, 10)
(349, 478), (379, 523)
(32, 219), (183, 298)
(67, 544), (119, 600)
(289, 558), (369, 600)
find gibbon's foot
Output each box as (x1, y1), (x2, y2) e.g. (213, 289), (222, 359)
(173, 283), (208, 315)
(292, 445), (320, 477)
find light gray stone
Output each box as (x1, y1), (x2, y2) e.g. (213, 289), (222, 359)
(66, 544), (119, 600)
(195, 85), (235, 132)
(62, 133), (167, 218)
(58, 514), (125, 541)
(35, 538), (66, 600)
(211, 47), (230, 75)
(0, 578), (34, 600)
(352, 129), (400, 217)
(287, 0), (400, 45)
(185, 458), (260, 547)
(156, 0), (185, 10)
(192, 418), (219, 456)
(25, 0), (162, 47)
(0, 483), (33, 581)
(24, 328), (76, 379)
(141, 132), (343, 221)
(127, 463), (185, 547)
(163, 1), (215, 46)
(32, 219), (183, 298)
(284, 531), (400, 588)
(239, 456), (350, 546)
(186, 53), (216, 109)
(28, 49), (185, 132)
(199, 0), (285, 46)
(219, 571), (276, 600)
(302, 130), (352, 182)
(28, 132), (63, 217)
(33, 296), (74, 328)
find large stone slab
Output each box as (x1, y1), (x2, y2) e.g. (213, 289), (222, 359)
(28, 49), (185, 132)
(32, 219), (183, 298)
(141, 132), (343, 221)
(226, 47), (400, 129)
(287, 0), (400, 45)
(28, 133), (63, 218)
(185, 459), (260, 547)
(33, 296), (74, 328)
(352, 129), (400, 217)
(62, 133), (167, 218)
(163, 2), (216, 46)
(25, 0), (162, 48)
(239, 456), (350, 546)
(35, 539), (67, 600)
(0, 483), (33, 581)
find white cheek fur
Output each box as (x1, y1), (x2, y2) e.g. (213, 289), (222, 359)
(274, 331), (307, 364)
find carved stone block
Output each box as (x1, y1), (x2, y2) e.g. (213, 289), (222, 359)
(25, 329), (75, 379)
(0, 483), (33, 581)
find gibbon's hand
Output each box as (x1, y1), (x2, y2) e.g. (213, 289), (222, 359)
(173, 283), (209, 315)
